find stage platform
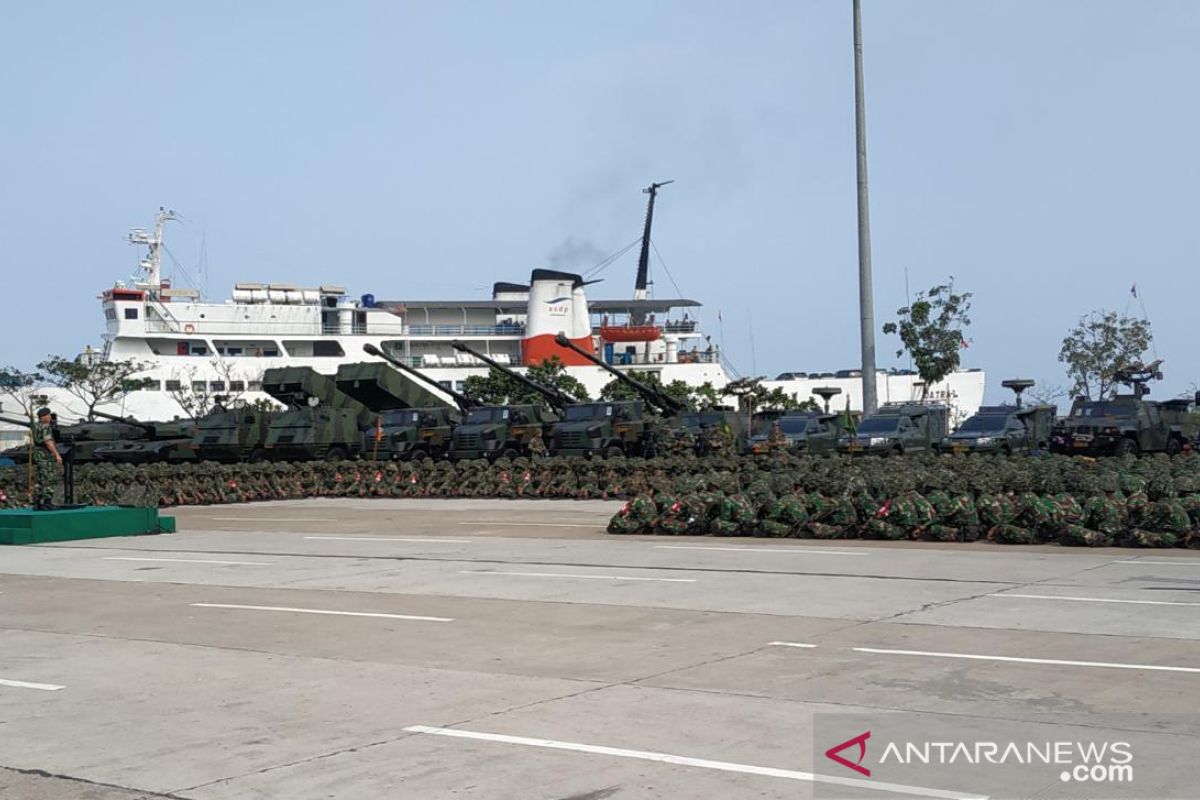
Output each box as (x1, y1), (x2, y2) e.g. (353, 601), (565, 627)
(0, 506), (175, 545)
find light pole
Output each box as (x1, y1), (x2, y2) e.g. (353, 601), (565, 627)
(853, 0), (878, 415)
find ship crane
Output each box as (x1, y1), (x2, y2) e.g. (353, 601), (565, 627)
(633, 181), (673, 316)
(128, 207), (178, 296)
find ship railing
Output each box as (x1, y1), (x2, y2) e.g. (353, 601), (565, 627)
(406, 323), (525, 337)
(590, 347), (721, 367)
(590, 320), (698, 335)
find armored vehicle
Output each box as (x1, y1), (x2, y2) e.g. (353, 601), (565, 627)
(1049, 364), (1196, 456)
(838, 403), (949, 456)
(551, 333), (685, 458)
(747, 411), (845, 456)
(90, 411), (197, 464)
(338, 358), (460, 460)
(677, 408), (748, 455)
(0, 414), (149, 465)
(939, 405), (1054, 454)
(192, 405), (277, 463)
(260, 367), (373, 461)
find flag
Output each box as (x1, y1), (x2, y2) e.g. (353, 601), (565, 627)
(960, 336), (969, 349)
(843, 395), (856, 436)
(1130, 283), (1137, 298)
(374, 416), (383, 443)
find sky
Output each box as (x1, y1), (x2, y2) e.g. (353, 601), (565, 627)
(2, 1), (1197, 404)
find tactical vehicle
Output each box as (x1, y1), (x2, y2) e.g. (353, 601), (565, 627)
(192, 405), (277, 463)
(939, 405), (1054, 454)
(0, 414), (148, 465)
(677, 408), (747, 455)
(338, 358), (459, 460)
(1049, 364), (1197, 456)
(551, 333), (685, 457)
(747, 411), (846, 456)
(90, 411), (198, 464)
(260, 367), (373, 461)
(838, 403), (949, 456)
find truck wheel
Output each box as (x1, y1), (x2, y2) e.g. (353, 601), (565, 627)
(1113, 438), (1139, 457)
(501, 447), (520, 460)
(603, 445), (624, 459)
(1000, 443), (1012, 456)
(248, 448), (268, 463)
(1166, 437), (1183, 456)
(884, 446), (903, 458)
(325, 446), (349, 462)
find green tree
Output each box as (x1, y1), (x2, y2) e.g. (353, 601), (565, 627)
(462, 356), (589, 410)
(37, 355), (155, 420)
(882, 282), (973, 399)
(1058, 311), (1154, 400)
(0, 366), (48, 416)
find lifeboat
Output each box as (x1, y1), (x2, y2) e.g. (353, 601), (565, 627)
(599, 324), (662, 342)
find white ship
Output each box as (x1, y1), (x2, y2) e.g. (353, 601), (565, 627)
(6, 204), (985, 436)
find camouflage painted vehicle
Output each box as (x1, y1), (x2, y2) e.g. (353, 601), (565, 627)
(192, 407), (277, 463)
(0, 415), (147, 464)
(677, 408), (747, 455)
(938, 404), (1054, 455)
(90, 411), (198, 464)
(747, 411), (845, 456)
(1049, 364), (1197, 457)
(838, 403), (949, 456)
(550, 400), (656, 458)
(365, 407), (457, 461)
(260, 367), (373, 461)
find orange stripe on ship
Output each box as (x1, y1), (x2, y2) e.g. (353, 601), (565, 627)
(521, 334), (594, 366)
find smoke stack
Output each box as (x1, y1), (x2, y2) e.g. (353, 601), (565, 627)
(522, 268), (595, 366)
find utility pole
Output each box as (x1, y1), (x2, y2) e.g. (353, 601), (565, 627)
(853, 0), (878, 414)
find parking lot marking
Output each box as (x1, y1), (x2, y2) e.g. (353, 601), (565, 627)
(996, 593), (1200, 607)
(105, 557), (273, 566)
(768, 641), (819, 648)
(210, 517), (339, 522)
(190, 603), (454, 622)
(402, 725), (987, 800)
(305, 536), (473, 543)
(461, 570), (696, 583)
(457, 521), (600, 528)
(1111, 560), (1200, 566)
(0, 678), (64, 691)
(853, 647), (1200, 674)
(655, 545), (866, 556)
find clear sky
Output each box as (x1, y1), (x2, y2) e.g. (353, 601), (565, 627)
(2, 1), (1197, 403)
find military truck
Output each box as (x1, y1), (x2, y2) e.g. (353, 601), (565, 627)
(192, 404), (277, 463)
(747, 411), (846, 456)
(677, 408), (748, 455)
(260, 367), (373, 461)
(550, 333), (684, 458)
(1049, 364), (1196, 456)
(937, 379), (1054, 455)
(337, 358), (459, 461)
(838, 403), (949, 456)
(90, 411), (197, 464)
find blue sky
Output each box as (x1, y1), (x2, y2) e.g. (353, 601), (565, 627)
(2, 1), (1197, 403)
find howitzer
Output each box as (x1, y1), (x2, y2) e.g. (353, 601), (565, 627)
(0, 414), (76, 504)
(362, 343), (475, 412)
(552, 333), (684, 415)
(450, 340), (576, 411)
(90, 409), (159, 434)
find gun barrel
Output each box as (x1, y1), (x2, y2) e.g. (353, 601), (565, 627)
(450, 340), (574, 410)
(0, 415), (33, 429)
(89, 409), (156, 432)
(552, 334), (683, 414)
(362, 344), (474, 411)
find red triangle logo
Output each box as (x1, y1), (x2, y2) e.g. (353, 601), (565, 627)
(825, 731), (871, 777)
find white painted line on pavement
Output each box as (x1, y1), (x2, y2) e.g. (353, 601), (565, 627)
(0, 678), (64, 692)
(210, 517), (339, 522)
(1111, 560), (1200, 566)
(457, 521), (600, 528)
(768, 641), (819, 649)
(461, 570), (696, 583)
(105, 557), (273, 566)
(854, 647), (1200, 674)
(655, 545), (866, 556)
(305, 536), (473, 543)
(191, 603), (453, 622)
(996, 593), (1200, 608)
(402, 725), (987, 800)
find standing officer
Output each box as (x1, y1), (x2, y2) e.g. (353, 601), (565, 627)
(32, 407), (62, 509)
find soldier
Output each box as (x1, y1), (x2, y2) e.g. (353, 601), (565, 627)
(527, 427), (548, 459)
(31, 407), (63, 510)
(766, 420), (788, 450)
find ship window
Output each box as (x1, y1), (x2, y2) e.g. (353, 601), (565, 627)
(313, 341), (343, 357)
(191, 345), (208, 356)
(210, 381), (226, 392)
(192, 381), (206, 392)
(124, 308), (139, 320)
(438, 381), (452, 390)
(165, 380), (182, 392)
(263, 349), (279, 357)
(248, 381), (263, 391)
(454, 381), (466, 392)
(230, 380), (245, 392)
(135, 380), (162, 391)
(105, 308), (116, 320)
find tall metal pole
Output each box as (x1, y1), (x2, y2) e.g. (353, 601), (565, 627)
(853, 0), (878, 414)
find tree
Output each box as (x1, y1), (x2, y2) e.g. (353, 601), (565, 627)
(166, 358), (266, 420)
(1057, 311), (1153, 400)
(38, 355), (155, 420)
(882, 282), (973, 399)
(462, 356), (590, 410)
(0, 366), (48, 417)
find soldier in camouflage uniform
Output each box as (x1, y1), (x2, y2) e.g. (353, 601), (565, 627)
(31, 407), (63, 509)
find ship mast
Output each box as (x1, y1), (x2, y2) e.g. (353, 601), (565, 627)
(129, 207), (178, 297)
(634, 181), (673, 302)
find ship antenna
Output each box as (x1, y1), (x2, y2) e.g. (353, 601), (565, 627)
(635, 181), (673, 302)
(128, 207), (178, 297)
